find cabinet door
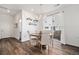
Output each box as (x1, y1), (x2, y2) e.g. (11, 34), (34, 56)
(43, 16), (55, 30)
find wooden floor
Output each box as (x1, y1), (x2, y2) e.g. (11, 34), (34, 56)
(45, 39), (79, 55)
(0, 37), (79, 55)
(25, 39), (79, 55)
(28, 44), (79, 55)
(43, 44), (79, 55)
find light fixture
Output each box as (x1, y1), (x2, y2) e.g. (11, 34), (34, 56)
(19, 19), (22, 22)
(0, 6), (10, 13)
(40, 4), (43, 6)
(36, 16), (39, 19)
(7, 9), (10, 13)
(31, 8), (34, 11)
(54, 4), (60, 7)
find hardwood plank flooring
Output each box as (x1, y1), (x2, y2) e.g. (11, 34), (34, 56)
(0, 37), (79, 55)
(24, 39), (79, 55)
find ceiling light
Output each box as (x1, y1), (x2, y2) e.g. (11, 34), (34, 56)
(19, 19), (22, 22)
(31, 8), (34, 11)
(40, 4), (43, 6)
(7, 9), (10, 13)
(36, 16), (38, 19)
(54, 4), (60, 7)
(0, 6), (11, 13)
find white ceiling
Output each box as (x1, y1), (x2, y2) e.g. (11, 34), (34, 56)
(0, 4), (62, 15)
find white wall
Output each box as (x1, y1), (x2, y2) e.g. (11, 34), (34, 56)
(0, 14), (14, 39)
(63, 5), (79, 47)
(14, 12), (22, 40)
(21, 10), (39, 42)
(37, 14), (43, 31)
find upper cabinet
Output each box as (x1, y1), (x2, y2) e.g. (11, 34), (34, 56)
(43, 12), (64, 31)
